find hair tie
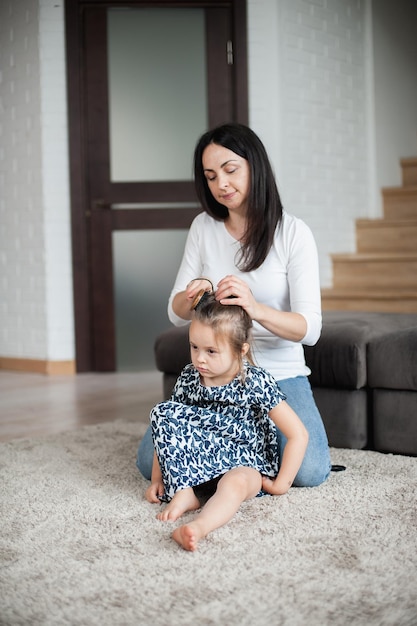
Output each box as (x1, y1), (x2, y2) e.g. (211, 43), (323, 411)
(189, 277), (214, 292)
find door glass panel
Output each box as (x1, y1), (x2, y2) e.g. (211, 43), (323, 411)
(107, 8), (207, 182)
(113, 230), (189, 371)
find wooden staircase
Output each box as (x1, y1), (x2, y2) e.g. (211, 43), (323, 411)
(321, 157), (417, 313)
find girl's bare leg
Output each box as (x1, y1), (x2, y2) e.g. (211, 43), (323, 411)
(172, 467), (261, 551)
(157, 487), (200, 522)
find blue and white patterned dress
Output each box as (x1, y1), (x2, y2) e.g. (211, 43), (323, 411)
(150, 363), (286, 500)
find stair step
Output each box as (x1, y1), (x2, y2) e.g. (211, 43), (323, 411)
(324, 156), (417, 313)
(356, 218), (417, 253)
(401, 157), (417, 187)
(382, 186), (417, 219)
(331, 252), (417, 291)
(321, 288), (417, 313)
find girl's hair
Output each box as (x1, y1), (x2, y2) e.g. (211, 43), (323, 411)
(193, 294), (255, 380)
(193, 123), (283, 272)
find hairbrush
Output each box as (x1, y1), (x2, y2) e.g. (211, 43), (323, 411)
(191, 289), (211, 311)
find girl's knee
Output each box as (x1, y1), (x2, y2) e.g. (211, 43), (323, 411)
(224, 467), (261, 498)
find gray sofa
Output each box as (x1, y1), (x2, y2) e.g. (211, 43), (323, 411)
(154, 311), (417, 456)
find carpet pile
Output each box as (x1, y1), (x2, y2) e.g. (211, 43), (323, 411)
(0, 420), (416, 625)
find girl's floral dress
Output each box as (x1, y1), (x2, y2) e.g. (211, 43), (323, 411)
(150, 363), (286, 500)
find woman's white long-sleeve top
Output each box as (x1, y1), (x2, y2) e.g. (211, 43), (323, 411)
(168, 211), (322, 381)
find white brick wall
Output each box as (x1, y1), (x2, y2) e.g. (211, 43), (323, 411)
(0, 0), (74, 362)
(0, 0), (47, 359)
(372, 0), (417, 189)
(39, 0), (74, 360)
(248, 0), (370, 287)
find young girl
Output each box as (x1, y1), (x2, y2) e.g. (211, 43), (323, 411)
(145, 294), (308, 551)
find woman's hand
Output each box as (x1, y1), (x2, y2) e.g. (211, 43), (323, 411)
(216, 274), (307, 342)
(216, 275), (259, 319)
(172, 278), (213, 319)
(186, 278), (213, 306)
(145, 480), (165, 504)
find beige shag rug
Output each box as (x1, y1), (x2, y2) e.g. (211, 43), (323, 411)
(0, 420), (416, 626)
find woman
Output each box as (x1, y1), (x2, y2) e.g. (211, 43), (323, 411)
(137, 122), (331, 487)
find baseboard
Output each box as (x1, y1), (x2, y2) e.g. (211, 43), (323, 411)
(0, 357), (76, 375)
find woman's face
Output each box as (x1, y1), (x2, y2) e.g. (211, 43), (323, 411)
(202, 143), (250, 215)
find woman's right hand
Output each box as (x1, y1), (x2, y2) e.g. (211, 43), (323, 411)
(173, 278), (213, 318)
(186, 278), (213, 301)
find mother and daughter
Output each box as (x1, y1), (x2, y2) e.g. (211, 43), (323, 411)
(137, 122), (332, 550)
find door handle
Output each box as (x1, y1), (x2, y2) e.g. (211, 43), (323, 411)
(86, 199), (109, 218)
(92, 199), (109, 210)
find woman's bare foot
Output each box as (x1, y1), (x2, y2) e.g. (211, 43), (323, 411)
(172, 521), (205, 551)
(157, 488), (200, 522)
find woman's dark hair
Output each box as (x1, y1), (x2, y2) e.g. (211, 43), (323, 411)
(193, 123), (283, 272)
(193, 293), (255, 378)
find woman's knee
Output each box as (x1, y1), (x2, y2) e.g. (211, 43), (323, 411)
(136, 426), (154, 480)
(292, 452), (331, 487)
(150, 401), (170, 426)
(150, 400), (182, 428)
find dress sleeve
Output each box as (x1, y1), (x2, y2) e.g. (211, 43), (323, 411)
(249, 367), (287, 411)
(167, 215), (205, 326)
(285, 217), (322, 346)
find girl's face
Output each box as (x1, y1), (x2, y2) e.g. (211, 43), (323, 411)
(189, 319), (247, 387)
(202, 143), (250, 215)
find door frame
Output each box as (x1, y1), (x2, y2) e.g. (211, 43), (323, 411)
(65, 0), (248, 371)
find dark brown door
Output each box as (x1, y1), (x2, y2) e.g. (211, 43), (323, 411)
(65, 0), (248, 371)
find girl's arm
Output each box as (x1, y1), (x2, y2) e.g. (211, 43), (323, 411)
(145, 452), (165, 503)
(262, 401), (309, 495)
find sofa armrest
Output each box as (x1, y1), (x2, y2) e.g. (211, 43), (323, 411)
(154, 324), (190, 375)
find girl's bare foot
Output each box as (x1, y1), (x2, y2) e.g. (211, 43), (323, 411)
(172, 521), (205, 551)
(157, 488), (200, 522)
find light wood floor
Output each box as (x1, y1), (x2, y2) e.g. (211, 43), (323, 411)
(0, 370), (163, 443)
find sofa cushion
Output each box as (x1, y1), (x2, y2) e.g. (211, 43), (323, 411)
(368, 327), (417, 390)
(373, 389), (417, 455)
(305, 321), (368, 389)
(312, 387), (368, 449)
(305, 312), (417, 390)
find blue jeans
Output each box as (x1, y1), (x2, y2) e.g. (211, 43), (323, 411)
(136, 376), (331, 487)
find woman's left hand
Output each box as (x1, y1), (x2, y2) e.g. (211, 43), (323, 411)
(216, 274), (308, 343)
(216, 275), (258, 319)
